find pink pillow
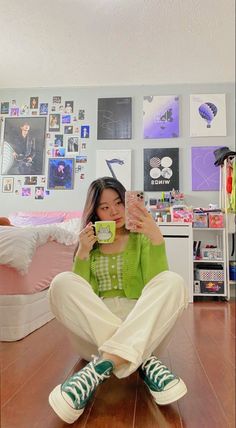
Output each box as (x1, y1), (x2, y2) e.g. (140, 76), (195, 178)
(64, 211), (83, 221)
(9, 211), (83, 226)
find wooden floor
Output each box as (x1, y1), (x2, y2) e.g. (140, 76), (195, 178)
(1, 300), (235, 428)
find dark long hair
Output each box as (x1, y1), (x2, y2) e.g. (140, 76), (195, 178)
(74, 177), (126, 258)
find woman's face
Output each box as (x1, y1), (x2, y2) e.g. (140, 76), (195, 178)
(96, 188), (125, 229)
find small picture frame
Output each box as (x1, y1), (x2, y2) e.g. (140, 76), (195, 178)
(48, 158), (74, 190)
(2, 177), (14, 193)
(49, 114), (60, 132)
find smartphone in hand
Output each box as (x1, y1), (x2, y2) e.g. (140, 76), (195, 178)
(125, 191), (145, 230)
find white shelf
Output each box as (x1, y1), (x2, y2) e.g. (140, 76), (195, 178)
(193, 226), (228, 300)
(193, 227), (225, 231)
(193, 259), (225, 263)
(193, 293), (226, 297)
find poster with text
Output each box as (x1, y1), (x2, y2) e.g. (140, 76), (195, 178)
(144, 148), (179, 191)
(190, 94), (226, 137)
(96, 150), (131, 189)
(97, 98), (132, 140)
(143, 95), (179, 139)
(191, 146), (221, 191)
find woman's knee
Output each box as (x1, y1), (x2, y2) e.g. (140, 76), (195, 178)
(49, 271), (74, 301)
(150, 270), (187, 301)
(164, 271), (188, 304)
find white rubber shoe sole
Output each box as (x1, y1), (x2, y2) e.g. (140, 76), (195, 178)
(146, 378), (187, 406)
(49, 384), (84, 424)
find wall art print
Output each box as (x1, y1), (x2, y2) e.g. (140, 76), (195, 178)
(96, 150), (131, 190)
(49, 114), (60, 132)
(97, 97), (132, 140)
(1, 102), (9, 114)
(190, 94), (226, 137)
(2, 177), (14, 193)
(30, 97), (39, 109)
(191, 146), (221, 191)
(144, 148), (179, 191)
(143, 95), (179, 139)
(1, 117), (46, 175)
(48, 158), (74, 190)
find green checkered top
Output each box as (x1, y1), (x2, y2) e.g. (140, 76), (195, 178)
(95, 252), (125, 298)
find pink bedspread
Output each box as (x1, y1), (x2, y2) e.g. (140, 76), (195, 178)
(0, 241), (74, 295)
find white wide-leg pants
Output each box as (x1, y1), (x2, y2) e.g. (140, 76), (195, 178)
(49, 270), (188, 378)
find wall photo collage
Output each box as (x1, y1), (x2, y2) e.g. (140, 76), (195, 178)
(0, 92), (227, 199)
(0, 96), (90, 199)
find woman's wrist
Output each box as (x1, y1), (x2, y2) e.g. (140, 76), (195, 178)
(76, 248), (90, 260)
(146, 227), (164, 245)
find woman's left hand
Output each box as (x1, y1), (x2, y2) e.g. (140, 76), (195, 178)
(128, 202), (164, 245)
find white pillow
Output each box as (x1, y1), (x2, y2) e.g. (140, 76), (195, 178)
(0, 227), (38, 274)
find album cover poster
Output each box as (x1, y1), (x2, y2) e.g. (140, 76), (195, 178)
(96, 149), (131, 189)
(191, 146), (221, 191)
(190, 94), (226, 137)
(144, 148), (179, 191)
(143, 95), (179, 139)
(97, 97), (132, 140)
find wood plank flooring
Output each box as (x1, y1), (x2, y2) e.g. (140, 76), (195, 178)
(1, 300), (235, 428)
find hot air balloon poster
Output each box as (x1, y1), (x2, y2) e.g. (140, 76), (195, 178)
(143, 95), (179, 139)
(96, 150), (131, 189)
(190, 94), (226, 137)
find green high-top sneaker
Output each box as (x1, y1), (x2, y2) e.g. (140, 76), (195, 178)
(49, 357), (114, 424)
(139, 355), (187, 405)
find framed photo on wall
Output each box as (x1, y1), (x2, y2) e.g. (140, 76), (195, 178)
(144, 148), (179, 191)
(49, 114), (60, 132)
(96, 150), (131, 190)
(1, 117), (46, 175)
(48, 158), (74, 190)
(97, 97), (132, 140)
(190, 94), (226, 137)
(191, 146), (221, 191)
(2, 177), (14, 193)
(143, 95), (179, 139)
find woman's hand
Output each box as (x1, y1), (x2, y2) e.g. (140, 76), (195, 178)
(128, 202), (164, 245)
(75, 222), (97, 260)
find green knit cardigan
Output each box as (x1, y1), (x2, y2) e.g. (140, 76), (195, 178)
(72, 232), (169, 299)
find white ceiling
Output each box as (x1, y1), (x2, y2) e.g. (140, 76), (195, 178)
(0, 0), (235, 89)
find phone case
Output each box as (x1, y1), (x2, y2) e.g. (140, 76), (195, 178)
(125, 191), (145, 230)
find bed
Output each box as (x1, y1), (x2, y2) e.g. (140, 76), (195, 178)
(0, 211), (82, 341)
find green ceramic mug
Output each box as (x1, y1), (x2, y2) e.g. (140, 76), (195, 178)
(94, 221), (116, 243)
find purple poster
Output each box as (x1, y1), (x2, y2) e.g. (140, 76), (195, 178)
(191, 146), (221, 191)
(143, 95), (179, 139)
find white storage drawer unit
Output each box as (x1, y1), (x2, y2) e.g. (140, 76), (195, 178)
(159, 223), (193, 302)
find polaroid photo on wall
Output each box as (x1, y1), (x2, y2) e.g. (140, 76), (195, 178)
(1, 102), (9, 114)
(53, 96), (62, 104)
(80, 125), (90, 138)
(65, 101), (74, 114)
(49, 114), (60, 132)
(39, 103), (48, 115)
(2, 177), (14, 193)
(30, 97), (39, 109)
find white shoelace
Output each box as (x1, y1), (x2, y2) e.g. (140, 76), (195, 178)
(64, 362), (110, 404)
(142, 357), (175, 388)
